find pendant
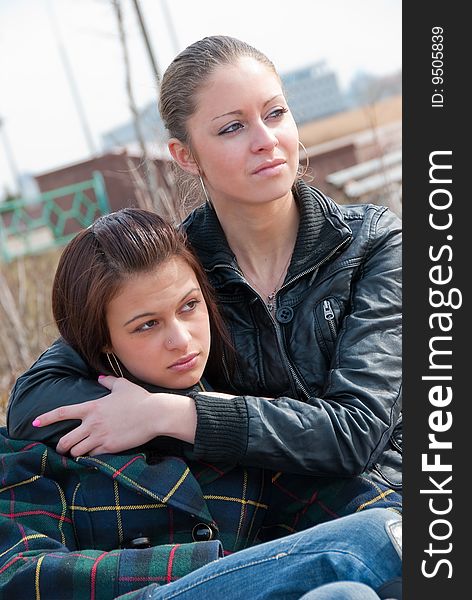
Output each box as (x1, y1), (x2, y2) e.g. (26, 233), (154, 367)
(267, 292), (276, 314)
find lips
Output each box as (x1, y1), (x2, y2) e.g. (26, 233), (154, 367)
(168, 352), (199, 372)
(252, 158), (286, 175)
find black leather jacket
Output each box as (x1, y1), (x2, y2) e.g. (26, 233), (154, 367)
(7, 182), (402, 489)
(184, 181), (402, 488)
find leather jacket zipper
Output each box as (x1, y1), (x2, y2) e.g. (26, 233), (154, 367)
(222, 349), (231, 383)
(272, 322), (310, 398)
(323, 300), (337, 338)
(276, 237), (352, 295)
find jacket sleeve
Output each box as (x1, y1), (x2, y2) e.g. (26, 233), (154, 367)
(7, 338), (109, 444)
(0, 516), (222, 600)
(191, 208), (402, 477)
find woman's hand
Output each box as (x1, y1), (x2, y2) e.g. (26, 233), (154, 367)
(32, 376), (197, 457)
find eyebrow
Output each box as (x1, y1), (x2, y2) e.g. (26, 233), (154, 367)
(211, 94), (284, 121)
(123, 287), (200, 326)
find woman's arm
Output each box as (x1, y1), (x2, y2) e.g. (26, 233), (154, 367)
(33, 375), (197, 455)
(7, 339), (197, 453)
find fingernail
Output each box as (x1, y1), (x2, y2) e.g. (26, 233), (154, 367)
(32, 419), (41, 427)
(98, 374), (106, 380)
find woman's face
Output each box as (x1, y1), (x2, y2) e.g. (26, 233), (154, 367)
(105, 257), (211, 389)
(186, 57), (299, 210)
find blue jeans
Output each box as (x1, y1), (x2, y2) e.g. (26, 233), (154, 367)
(299, 581), (382, 599)
(131, 508), (401, 599)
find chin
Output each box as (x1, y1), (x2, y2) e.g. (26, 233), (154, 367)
(258, 182), (294, 204)
(169, 371), (203, 391)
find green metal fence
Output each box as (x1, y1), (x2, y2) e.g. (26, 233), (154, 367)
(0, 171), (110, 262)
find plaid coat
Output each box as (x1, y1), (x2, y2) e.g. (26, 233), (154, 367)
(0, 428), (401, 600)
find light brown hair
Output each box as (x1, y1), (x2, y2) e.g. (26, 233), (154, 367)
(159, 35), (278, 144)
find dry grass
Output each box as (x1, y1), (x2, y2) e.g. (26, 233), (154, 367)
(0, 250), (61, 426)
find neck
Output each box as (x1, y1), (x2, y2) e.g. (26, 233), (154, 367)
(215, 190), (299, 273)
(212, 190), (299, 305)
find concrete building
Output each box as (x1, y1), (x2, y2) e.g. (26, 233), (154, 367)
(281, 61), (346, 124)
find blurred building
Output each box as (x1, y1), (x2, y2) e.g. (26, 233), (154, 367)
(281, 61), (346, 124)
(34, 149), (182, 221)
(346, 69), (402, 108)
(0, 150), (181, 261)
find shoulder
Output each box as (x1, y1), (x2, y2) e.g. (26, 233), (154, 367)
(180, 204), (208, 237)
(295, 180), (401, 238)
(331, 199), (402, 248)
(26, 338), (92, 374)
(314, 186), (401, 233)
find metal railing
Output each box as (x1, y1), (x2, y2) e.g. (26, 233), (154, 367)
(0, 171), (110, 262)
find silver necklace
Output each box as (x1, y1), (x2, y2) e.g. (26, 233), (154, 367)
(241, 252), (292, 316)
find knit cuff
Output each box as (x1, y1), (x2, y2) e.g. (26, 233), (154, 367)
(192, 394), (249, 462)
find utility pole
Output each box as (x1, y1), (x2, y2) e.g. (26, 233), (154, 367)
(45, 0), (97, 155)
(161, 0), (180, 56)
(131, 0), (162, 86)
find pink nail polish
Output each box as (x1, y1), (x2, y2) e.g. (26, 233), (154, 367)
(32, 419), (41, 427)
(98, 374), (106, 380)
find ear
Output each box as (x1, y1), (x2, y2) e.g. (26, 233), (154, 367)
(168, 138), (200, 176)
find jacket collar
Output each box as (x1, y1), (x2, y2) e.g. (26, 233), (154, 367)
(76, 452), (215, 524)
(183, 180), (352, 278)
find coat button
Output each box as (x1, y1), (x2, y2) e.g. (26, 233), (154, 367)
(129, 536), (151, 549)
(275, 306), (294, 323)
(192, 523), (215, 542)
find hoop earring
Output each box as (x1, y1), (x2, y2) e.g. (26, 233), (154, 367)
(198, 174), (214, 209)
(297, 140), (310, 179)
(106, 352), (124, 378)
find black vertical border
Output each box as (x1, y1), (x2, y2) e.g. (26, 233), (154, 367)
(403, 2), (466, 598)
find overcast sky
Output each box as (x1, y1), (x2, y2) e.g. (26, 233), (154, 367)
(0, 0), (401, 195)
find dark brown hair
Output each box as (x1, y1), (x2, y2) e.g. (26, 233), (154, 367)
(52, 208), (230, 381)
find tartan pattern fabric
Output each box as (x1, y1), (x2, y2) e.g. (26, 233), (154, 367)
(0, 428), (401, 599)
(0, 430), (265, 600)
(259, 471), (402, 542)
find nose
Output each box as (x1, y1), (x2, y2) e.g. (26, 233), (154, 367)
(250, 120), (278, 153)
(166, 319), (192, 351)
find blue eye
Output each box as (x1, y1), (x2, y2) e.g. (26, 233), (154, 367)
(219, 122), (244, 135)
(267, 107), (288, 120)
